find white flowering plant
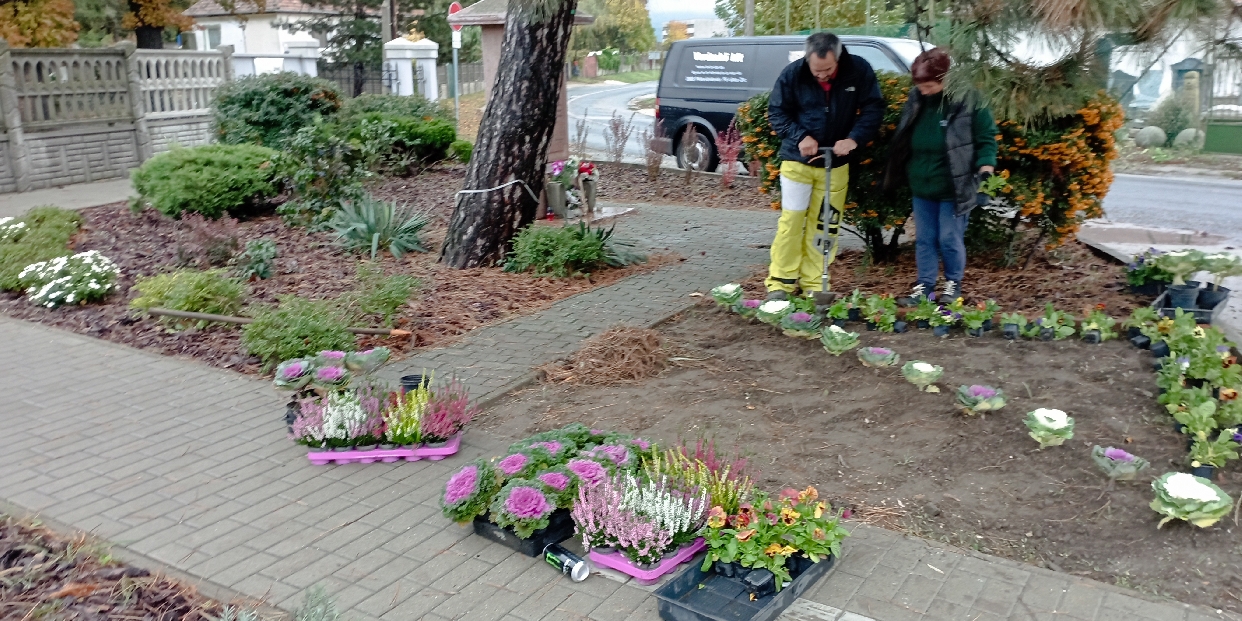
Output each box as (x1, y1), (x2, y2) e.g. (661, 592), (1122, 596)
(901, 361), (943, 392)
(620, 474), (710, 546)
(0, 217), (28, 243)
(17, 251), (119, 308)
(1024, 408), (1074, 448)
(756, 299), (794, 325)
(1150, 472), (1233, 528)
(710, 284), (744, 308)
(820, 324), (859, 356)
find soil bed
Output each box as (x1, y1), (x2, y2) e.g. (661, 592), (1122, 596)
(0, 514), (243, 620)
(480, 303), (1242, 612)
(0, 166), (676, 376)
(593, 162), (771, 211)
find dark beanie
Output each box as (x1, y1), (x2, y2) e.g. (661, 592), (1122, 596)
(911, 48), (950, 84)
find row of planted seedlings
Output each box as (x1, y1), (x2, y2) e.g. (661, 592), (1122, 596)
(715, 283), (1239, 530)
(712, 283), (1121, 343)
(273, 348), (477, 464)
(438, 424), (850, 616)
(1125, 248), (1239, 318)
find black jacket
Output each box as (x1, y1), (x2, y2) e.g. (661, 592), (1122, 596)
(884, 89), (995, 216)
(768, 47), (885, 169)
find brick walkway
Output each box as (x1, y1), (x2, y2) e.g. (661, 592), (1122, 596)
(0, 203), (1224, 621)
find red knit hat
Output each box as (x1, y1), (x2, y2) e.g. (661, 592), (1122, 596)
(911, 48), (950, 84)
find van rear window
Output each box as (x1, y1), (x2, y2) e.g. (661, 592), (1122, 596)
(674, 45), (755, 87)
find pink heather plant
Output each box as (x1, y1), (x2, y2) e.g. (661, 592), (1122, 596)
(440, 459), (500, 524)
(571, 474), (625, 549)
(570, 474), (674, 565)
(421, 378), (478, 442)
(489, 480), (556, 538)
(290, 397), (326, 448)
(567, 459), (608, 487)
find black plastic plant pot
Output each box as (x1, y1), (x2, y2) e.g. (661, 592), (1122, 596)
(967, 327), (984, 337)
(1127, 326), (1143, 340)
(982, 319), (993, 331)
(714, 561), (736, 578)
(1190, 465), (1216, 480)
(832, 319), (847, 328)
(400, 374), (428, 394)
(284, 401), (299, 431)
(1002, 324), (1020, 340)
(847, 308), (862, 322)
(933, 326), (950, 337)
(865, 322), (877, 331)
(1130, 334), (1151, 350)
(1186, 378), (1206, 389)
(1167, 284), (1201, 310)
(1151, 341), (1171, 359)
(1129, 282), (1166, 298)
(787, 554), (815, 581)
(916, 320), (931, 330)
(742, 569), (776, 599)
(1153, 361), (1164, 371)
(472, 509), (574, 557)
(893, 321), (908, 334)
(655, 553), (836, 621)
(1082, 329), (1102, 344)
(1039, 327), (1055, 341)
(1199, 286), (1230, 310)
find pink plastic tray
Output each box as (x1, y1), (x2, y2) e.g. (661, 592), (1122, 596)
(588, 537), (706, 585)
(306, 434), (461, 465)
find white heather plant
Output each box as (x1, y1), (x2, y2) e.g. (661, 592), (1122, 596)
(17, 250), (119, 308)
(619, 474), (710, 545)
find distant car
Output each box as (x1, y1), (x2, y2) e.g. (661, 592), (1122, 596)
(654, 35), (927, 171)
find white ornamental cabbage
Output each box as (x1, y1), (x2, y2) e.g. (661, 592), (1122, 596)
(1163, 472), (1221, 503)
(1031, 408), (1069, 429)
(1151, 472), (1233, 528)
(756, 300), (794, 325)
(828, 324), (846, 334)
(1024, 408), (1074, 448)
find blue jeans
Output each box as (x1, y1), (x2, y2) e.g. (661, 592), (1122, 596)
(912, 196), (969, 288)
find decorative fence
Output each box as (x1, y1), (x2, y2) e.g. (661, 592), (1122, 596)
(0, 41), (317, 193)
(437, 62), (485, 99)
(1208, 55), (1242, 121)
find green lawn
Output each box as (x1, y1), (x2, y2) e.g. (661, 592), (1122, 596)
(571, 69), (661, 85)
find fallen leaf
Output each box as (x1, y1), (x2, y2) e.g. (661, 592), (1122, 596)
(51, 583), (99, 598)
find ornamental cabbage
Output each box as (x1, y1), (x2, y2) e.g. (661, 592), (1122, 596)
(857, 347), (900, 368)
(901, 361), (943, 392)
(710, 283), (744, 307)
(1091, 446), (1149, 481)
(1024, 408), (1074, 448)
(780, 311), (820, 338)
(820, 324), (859, 356)
(956, 385), (1006, 416)
(1154, 250), (1205, 286)
(1150, 472), (1232, 528)
(756, 299), (794, 325)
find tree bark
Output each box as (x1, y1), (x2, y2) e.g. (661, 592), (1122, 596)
(439, 0), (578, 268)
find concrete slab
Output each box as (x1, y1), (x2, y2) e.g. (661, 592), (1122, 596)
(0, 177), (133, 217)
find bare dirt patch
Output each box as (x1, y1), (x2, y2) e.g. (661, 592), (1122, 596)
(479, 303), (1242, 612)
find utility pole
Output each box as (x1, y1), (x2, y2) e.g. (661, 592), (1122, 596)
(785, 0), (790, 34)
(744, 0), (754, 35)
(381, 0), (392, 40)
(815, 0), (820, 31)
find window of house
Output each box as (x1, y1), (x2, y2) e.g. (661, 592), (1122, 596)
(207, 26), (222, 50)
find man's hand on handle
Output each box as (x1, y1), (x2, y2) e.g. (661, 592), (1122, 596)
(798, 135), (819, 158)
(831, 138), (858, 157)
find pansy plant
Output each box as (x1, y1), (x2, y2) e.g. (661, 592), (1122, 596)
(1024, 408), (1074, 448)
(1150, 472), (1232, 528)
(901, 361), (943, 392)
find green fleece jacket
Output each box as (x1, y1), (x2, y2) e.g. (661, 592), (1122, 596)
(907, 92), (998, 201)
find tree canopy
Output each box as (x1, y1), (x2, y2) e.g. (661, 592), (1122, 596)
(571, 0), (654, 54)
(0, 0), (80, 46)
(714, 0), (904, 35)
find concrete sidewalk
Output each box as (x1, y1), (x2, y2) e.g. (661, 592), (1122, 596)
(0, 177), (133, 217)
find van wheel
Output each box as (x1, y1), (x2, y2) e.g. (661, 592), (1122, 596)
(675, 130), (719, 173)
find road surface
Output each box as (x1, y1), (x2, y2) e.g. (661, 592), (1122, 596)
(567, 81), (1242, 240)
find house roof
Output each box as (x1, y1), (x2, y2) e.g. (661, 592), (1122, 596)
(447, 0), (593, 26)
(184, 0), (337, 17)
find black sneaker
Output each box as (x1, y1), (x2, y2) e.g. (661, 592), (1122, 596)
(765, 290), (790, 301)
(896, 283), (928, 308)
(941, 280), (960, 301)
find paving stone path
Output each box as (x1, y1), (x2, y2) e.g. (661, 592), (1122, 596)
(0, 202), (1224, 621)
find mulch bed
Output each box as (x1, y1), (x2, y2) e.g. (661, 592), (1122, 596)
(0, 166), (680, 376)
(0, 514), (243, 620)
(593, 162), (772, 211)
(481, 303), (1242, 613)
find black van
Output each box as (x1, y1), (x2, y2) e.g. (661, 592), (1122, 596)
(655, 35), (927, 171)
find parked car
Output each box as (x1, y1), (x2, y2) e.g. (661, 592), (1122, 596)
(654, 35), (927, 171)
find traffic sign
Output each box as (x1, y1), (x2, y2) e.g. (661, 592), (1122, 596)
(449, 1), (463, 31)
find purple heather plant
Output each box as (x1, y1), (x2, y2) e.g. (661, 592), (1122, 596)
(421, 378), (478, 442)
(440, 459), (500, 524)
(489, 480), (556, 538)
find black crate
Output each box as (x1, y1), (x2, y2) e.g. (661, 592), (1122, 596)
(653, 553), (836, 621)
(472, 509), (575, 557)
(1152, 291), (1227, 325)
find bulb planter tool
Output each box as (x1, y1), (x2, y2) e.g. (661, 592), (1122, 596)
(810, 147), (840, 310)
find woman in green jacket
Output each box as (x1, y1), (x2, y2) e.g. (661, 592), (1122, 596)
(886, 48), (997, 303)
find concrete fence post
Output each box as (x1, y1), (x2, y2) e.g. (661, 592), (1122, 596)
(0, 38), (30, 191)
(217, 45), (236, 82)
(384, 38), (439, 99)
(115, 41), (154, 163)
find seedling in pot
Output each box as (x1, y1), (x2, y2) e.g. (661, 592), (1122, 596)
(905, 296), (939, 329)
(1125, 248), (1172, 294)
(928, 303), (960, 337)
(961, 301), (996, 337)
(1154, 250), (1207, 310)
(1028, 303), (1075, 341)
(826, 298), (851, 324)
(1124, 307), (1159, 343)
(1079, 306), (1117, 344)
(1188, 430), (1238, 475)
(999, 313), (1027, 340)
(862, 294), (898, 332)
(1200, 253), (1240, 309)
(845, 289), (866, 322)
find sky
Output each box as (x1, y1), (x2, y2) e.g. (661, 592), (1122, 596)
(648, 0), (721, 40)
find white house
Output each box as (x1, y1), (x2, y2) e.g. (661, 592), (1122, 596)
(183, 0), (326, 56)
(661, 18), (727, 40)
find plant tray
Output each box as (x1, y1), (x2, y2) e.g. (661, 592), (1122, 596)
(1152, 291), (1226, 325)
(473, 508), (575, 557)
(306, 434), (461, 465)
(589, 538), (706, 585)
(653, 553), (836, 621)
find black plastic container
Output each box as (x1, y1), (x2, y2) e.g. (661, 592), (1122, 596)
(916, 319), (930, 330)
(1130, 334), (1151, 349)
(967, 327), (984, 337)
(654, 553), (836, 621)
(1199, 286), (1230, 310)
(1190, 465), (1216, 480)
(1128, 282), (1166, 298)
(1082, 329), (1101, 344)
(933, 326), (950, 337)
(1153, 291), (1226, 325)
(400, 374), (429, 394)
(472, 509), (574, 557)
(832, 318), (847, 328)
(893, 321), (908, 334)
(1167, 284), (1201, 310)
(1002, 324), (1020, 340)
(1151, 341), (1171, 359)
(1039, 327), (1055, 341)
(1127, 326), (1143, 340)
(865, 322), (877, 331)
(982, 319), (993, 331)
(847, 308), (861, 322)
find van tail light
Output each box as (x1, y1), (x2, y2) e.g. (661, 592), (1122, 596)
(654, 97), (660, 119)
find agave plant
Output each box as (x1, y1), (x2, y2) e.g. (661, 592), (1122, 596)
(328, 195), (432, 260)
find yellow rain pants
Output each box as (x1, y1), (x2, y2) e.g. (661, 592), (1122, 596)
(765, 160), (849, 294)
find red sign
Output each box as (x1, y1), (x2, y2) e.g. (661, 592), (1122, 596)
(449, 2), (463, 31)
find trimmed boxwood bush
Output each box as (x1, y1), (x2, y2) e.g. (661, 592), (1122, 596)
(242, 296), (355, 370)
(131, 144), (281, 219)
(450, 139), (473, 163)
(213, 72), (342, 148)
(339, 93), (449, 123)
(0, 207), (82, 291)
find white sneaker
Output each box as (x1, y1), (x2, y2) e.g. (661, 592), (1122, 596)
(897, 283), (927, 307)
(941, 280), (959, 300)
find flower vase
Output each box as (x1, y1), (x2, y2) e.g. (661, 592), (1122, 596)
(546, 183), (569, 219)
(580, 177), (597, 215)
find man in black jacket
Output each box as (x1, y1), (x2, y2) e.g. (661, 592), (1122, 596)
(764, 32), (884, 300)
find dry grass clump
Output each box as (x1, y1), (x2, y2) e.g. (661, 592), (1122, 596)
(538, 326), (667, 385)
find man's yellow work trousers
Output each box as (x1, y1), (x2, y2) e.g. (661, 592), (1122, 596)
(765, 160), (849, 294)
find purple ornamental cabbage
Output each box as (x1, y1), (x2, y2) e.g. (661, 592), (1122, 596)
(1092, 445), (1150, 480)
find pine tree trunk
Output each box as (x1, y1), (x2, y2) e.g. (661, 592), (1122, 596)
(439, 0), (578, 268)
